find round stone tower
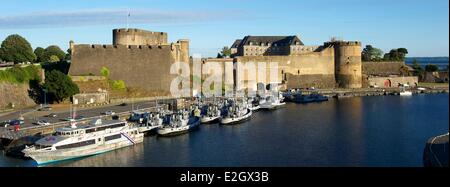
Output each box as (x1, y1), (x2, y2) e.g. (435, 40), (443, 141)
(330, 41), (362, 88)
(112, 28), (168, 46)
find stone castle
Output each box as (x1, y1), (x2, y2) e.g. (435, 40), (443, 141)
(69, 28), (417, 98)
(69, 28), (189, 95)
(225, 36), (362, 91)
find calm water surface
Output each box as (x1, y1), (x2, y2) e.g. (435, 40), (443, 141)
(1, 94), (448, 167)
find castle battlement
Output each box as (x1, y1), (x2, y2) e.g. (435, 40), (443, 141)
(324, 40), (361, 46)
(73, 44), (179, 50)
(113, 28), (168, 46)
(113, 28), (166, 35)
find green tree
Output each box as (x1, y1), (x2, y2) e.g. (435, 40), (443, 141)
(49, 55), (60, 63)
(361, 45), (383, 61)
(411, 58), (422, 70)
(110, 80), (126, 90)
(43, 45), (66, 62)
(100, 66), (110, 78)
(0, 34), (36, 63)
(34, 47), (45, 63)
(65, 48), (71, 61)
(220, 46), (231, 58)
(43, 70), (79, 103)
(425, 64), (438, 72)
(384, 48), (408, 61)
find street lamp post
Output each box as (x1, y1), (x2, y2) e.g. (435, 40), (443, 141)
(43, 89), (47, 107)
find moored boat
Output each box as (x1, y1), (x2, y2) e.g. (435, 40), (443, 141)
(220, 100), (252, 125)
(200, 105), (221, 124)
(22, 119), (143, 165)
(156, 111), (200, 136)
(259, 92), (286, 110)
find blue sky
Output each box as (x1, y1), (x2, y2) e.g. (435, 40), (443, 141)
(0, 0), (448, 57)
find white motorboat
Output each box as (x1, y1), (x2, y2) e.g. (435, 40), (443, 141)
(247, 97), (261, 111)
(220, 101), (252, 125)
(201, 105), (221, 124)
(22, 119), (143, 165)
(129, 110), (163, 133)
(400, 87), (413, 96)
(137, 112), (164, 133)
(400, 91), (413, 96)
(156, 111), (200, 136)
(259, 92), (285, 110)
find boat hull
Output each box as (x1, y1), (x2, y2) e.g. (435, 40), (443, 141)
(260, 102), (285, 110)
(200, 116), (220, 124)
(157, 117), (200, 136)
(138, 125), (161, 133)
(400, 91), (412, 96)
(220, 109), (252, 125)
(23, 135), (144, 165)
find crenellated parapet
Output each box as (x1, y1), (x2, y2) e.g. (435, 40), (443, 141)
(113, 28), (168, 46)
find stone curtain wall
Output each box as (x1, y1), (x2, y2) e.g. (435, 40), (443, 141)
(69, 44), (179, 95)
(365, 76), (418, 88)
(362, 61), (406, 76)
(235, 46), (336, 89)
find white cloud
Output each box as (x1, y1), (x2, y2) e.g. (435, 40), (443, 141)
(0, 8), (243, 29)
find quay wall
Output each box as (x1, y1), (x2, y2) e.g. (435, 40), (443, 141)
(365, 76), (419, 88)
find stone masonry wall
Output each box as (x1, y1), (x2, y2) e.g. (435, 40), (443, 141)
(362, 61), (406, 76)
(69, 44), (180, 95)
(234, 46), (336, 90)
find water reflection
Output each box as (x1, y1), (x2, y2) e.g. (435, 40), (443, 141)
(0, 94), (448, 167)
(48, 142), (146, 167)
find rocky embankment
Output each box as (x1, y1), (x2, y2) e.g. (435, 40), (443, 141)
(0, 83), (37, 111)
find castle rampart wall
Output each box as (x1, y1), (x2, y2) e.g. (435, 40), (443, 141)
(235, 46), (336, 89)
(68, 44), (179, 95)
(362, 61), (406, 76)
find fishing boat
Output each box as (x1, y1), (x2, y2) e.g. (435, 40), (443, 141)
(22, 119), (143, 165)
(292, 92), (328, 103)
(156, 110), (200, 136)
(247, 97), (261, 111)
(400, 90), (413, 96)
(220, 100), (252, 125)
(292, 93), (314, 103)
(200, 105), (221, 124)
(259, 92), (285, 110)
(309, 93), (328, 102)
(400, 86), (413, 96)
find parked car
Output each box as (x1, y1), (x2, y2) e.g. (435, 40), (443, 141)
(102, 111), (115, 115)
(112, 115), (120, 120)
(38, 106), (52, 111)
(74, 115), (85, 120)
(10, 119), (24, 125)
(1, 121), (10, 127)
(36, 120), (50, 126)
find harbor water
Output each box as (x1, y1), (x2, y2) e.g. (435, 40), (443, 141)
(1, 94), (448, 167)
